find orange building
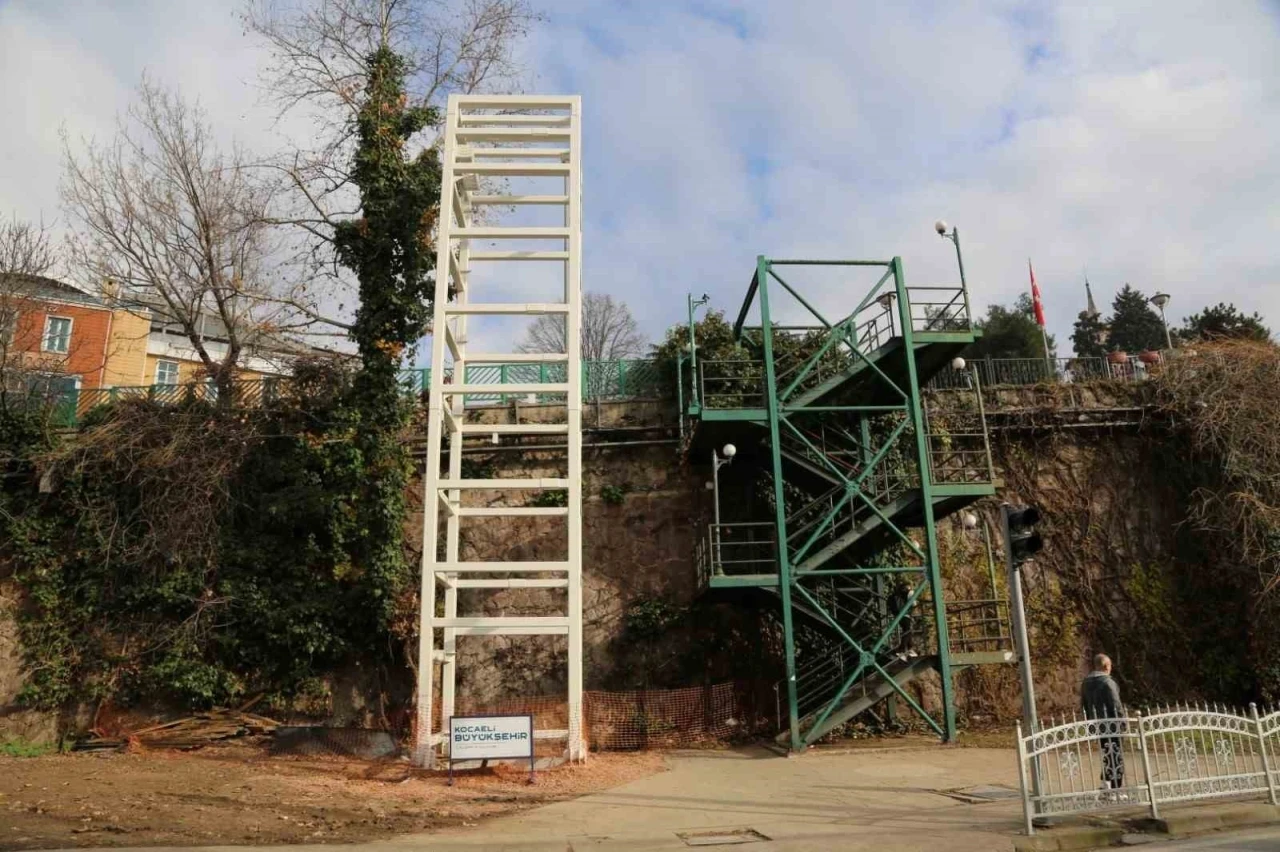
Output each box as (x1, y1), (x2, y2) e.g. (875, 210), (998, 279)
(1, 275), (315, 417)
(1, 274), (150, 396)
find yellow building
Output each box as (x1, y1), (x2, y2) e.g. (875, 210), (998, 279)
(119, 304), (304, 389)
(102, 308), (151, 386)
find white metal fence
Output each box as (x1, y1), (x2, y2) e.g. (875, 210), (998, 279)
(1017, 704), (1280, 834)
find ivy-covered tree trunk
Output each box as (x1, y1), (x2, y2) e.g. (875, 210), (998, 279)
(333, 47), (440, 624)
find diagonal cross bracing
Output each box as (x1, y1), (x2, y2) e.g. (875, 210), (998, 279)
(414, 95), (584, 768)
(719, 258), (983, 748)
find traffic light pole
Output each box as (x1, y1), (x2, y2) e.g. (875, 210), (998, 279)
(1002, 504), (1041, 798)
(1000, 505), (1040, 728)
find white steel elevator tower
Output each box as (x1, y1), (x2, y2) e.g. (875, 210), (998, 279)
(414, 95), (584, 766)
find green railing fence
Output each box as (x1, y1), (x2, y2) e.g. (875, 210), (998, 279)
(21, 359), (667, 428)
(928, 354), (1159, 389)
(14, 352), (1163, 429)
(396, 359), (664, 402)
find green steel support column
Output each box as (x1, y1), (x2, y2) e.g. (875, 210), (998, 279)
(757, 256), (802, 751)
(861, 413), (897, 725)
(893, 256), (957, 742)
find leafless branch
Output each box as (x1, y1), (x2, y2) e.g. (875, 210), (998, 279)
(518, 293), (646, 361)
(0, 215), (59, 278)
(60, 78), (336, 390)
(243, 0), (540, 314)
(0, 219), (70, 426)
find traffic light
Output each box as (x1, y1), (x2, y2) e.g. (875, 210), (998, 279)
(1003, 504), (1044, 565)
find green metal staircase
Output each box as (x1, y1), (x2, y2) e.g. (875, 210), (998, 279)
(685, 255), (1010, 749)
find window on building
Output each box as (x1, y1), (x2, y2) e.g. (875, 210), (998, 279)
(43, 316), (72, 353)
(0, 311), (15, 346)
(155, 360), (180, 385)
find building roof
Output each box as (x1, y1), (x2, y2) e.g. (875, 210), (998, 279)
(0, 273), (107, 308)
(123, 291), (329, 360)
(3, 273), (333, 363)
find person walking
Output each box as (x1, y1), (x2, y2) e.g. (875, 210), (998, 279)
(1081, 653), (1125, 790)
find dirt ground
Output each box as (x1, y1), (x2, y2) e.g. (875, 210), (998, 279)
(0, 742), (665, 850)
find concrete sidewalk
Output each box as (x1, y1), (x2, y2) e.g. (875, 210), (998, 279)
(58, 745), (1028, 852)
(57, 745), (1280, 851)
(388, 745), (1025, 851)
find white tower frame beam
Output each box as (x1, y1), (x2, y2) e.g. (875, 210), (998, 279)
(414, 95), (584, 767)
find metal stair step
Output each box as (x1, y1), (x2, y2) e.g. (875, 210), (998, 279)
(793, 489), (923, 573)
(777, 655), (939, 746)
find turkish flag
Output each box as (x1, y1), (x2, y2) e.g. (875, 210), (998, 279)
(1028, 259), (1046, 328)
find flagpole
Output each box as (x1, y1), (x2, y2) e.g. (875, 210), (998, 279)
(1028, 258), (1053, 375)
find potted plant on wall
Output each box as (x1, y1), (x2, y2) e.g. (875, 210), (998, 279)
(1107, 351), (1129, 365)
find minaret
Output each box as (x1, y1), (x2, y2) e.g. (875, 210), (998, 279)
(1083, 276), (1099, 319)
(1077, 274), (1109, 349)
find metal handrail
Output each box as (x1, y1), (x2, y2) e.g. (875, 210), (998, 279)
(945, 598), (1011, 653)
(698, 359), (767, 410)
(705, 522), (777, 577)
(930, 354), (1163, 390)
(906, 285), (972, 333)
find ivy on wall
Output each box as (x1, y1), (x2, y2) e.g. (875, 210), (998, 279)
(0, 362), (420, 712)
(334, 46), (441, 629)
(0, 45), (444, 717)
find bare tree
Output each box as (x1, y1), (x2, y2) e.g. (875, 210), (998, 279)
(0, 216), (58, 381)
(247, 0), (536, 127)
(244, 0), (540, 324)
(61, 79), (321, 395)
(518, 293), (646, 361)
(0, 217), (70, 424)
(0, 215), (58, 278)
(1, 217), (55, 384)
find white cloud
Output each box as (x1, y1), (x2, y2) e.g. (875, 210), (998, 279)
(2, 0), (1278, 357)
(529, 0), (1280, 351)
(0, 3), (127, 223)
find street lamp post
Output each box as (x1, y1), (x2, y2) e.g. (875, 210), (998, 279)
(711, 444), (737, 570)
(934, 220), (975, 337)
(1150, 292), (1173, 351)
(959, 509), (1000, 635)
(875, 291), (896, 339)
(935, 219), (967, 290)
(686, 293), (710, 406)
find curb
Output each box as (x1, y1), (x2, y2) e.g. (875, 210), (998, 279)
(1145, 802), (1280, 836)
(1013, 825), (1124, 851)
(1013, 802), (1280, 851)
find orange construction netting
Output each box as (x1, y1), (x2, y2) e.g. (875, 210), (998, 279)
(439, 682), (744, 752)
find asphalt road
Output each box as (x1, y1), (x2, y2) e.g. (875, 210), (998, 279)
(1140, 827), (1280, 850)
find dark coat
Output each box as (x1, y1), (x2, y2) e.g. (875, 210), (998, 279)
(1081, 671), (1124, 718)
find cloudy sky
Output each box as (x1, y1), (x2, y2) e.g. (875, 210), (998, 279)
(2, 0), (1278, 356)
